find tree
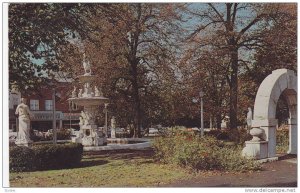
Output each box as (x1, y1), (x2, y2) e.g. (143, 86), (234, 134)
(246, 3), (297, 83)
(73, 3), (184, 137)
(9, 3), (91, 93)
(239, 3), (296, 125)
(186, 3), (292, 129)
(180, 43), (230, 129)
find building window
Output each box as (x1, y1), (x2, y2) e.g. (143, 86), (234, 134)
(45, 100), (53, 111)
(72, 102), (78, 110)
(30, 100), (39, 110)
(69, 101), (78, 111)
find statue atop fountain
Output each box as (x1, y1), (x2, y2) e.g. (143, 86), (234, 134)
(68, 54), (108, 146)
(72, 86), (77, 98)
(95, 86), (103, 97)
(83, 53), (91, 76)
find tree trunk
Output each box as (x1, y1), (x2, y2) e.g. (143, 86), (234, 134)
(131, 63), (142, 138)
(216, 114), (222, 130)
(229, 48), (238, 129)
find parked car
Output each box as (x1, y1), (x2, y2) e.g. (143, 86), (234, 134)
(143, 128), (160, 137)
(149, 128), (159, 134)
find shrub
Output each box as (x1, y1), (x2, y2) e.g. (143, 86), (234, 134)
(153, 131), (260, 172)
(9, 146), (36, 172)
(31, 128), (71, 142)
(205, 129), (230, 140)
(216, 146), (261, 171)
(276, 129), (289, 153)
(160, 126), (200, 138)
(32, 143), (83, 170)
(56, 129), (71, 140)
(205, 128), (251, 145)
(115, 132), (131, 138)
(10, 143), (83, 172)
(228, 128), (252, 145)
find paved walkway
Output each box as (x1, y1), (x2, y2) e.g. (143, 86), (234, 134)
(164, 156), (297, 187)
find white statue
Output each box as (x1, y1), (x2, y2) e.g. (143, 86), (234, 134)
(79, 116), (84, 126)
(81, 111), (91, 125)
(72, 86), (77, 98)
(83, 53), (91, 76)
(111, 116), (116, 128)
(78, 89), (83, 97)
(15, 98), (33, 146)
(84, 84), (88, 95)
(81, 111), (87, 125)
(247, 107), (253, 129)
(85, 112), (91, 125)
(86, 82), (92, 94)
(111, 116), (116, 138)
(94, 86), (102, 97)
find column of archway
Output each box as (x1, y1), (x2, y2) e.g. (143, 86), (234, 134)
(284, 91), (297, 154)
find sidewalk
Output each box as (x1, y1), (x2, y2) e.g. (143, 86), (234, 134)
(164, 156), (297, 187)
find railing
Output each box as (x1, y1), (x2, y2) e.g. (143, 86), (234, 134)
(31, 111), (63, 121)
(31, 111), (80, 121)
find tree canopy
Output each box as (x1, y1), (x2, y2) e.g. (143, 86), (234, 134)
(9, 3), (297, 132)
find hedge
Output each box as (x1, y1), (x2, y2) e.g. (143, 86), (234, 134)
(10, 143), (83, 172)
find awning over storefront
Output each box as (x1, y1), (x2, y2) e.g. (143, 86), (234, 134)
(31, 111), (63, 121)
(62, 113), (81, 120)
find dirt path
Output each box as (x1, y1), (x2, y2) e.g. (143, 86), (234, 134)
(164, 156), (297, 187)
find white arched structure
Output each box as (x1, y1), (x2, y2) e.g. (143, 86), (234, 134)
(243, 69), (297, 159)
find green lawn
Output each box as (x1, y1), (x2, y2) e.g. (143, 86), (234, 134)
(10, 149), (190, 187)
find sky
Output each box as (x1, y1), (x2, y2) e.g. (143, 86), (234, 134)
(30, 2), (259, 66)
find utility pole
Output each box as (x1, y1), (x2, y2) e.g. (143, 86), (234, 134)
(104, 103), (108, 137)
(200, 90), (204, 137)
(52, 88), (57, 144)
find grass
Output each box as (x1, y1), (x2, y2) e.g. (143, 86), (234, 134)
(10, 149), (190, 187)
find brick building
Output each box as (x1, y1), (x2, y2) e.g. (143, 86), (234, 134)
(9, 81), (81, 132)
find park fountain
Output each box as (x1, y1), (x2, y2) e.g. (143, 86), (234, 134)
(68, 54), (109, 146)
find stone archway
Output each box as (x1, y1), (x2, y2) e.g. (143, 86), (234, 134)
(243, 69), (297, 159)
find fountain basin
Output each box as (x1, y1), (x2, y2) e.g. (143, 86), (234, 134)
(108, 138), (148, 144)
(83, 138), (151, 151)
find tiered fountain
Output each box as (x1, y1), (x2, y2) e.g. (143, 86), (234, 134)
(68, 54), (108, 146)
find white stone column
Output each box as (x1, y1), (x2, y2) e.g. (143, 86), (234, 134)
(288, 118), (297, 154)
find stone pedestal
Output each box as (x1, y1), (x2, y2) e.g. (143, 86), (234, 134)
(71, 130), (83, 143)
(72, 136), (82, 144)
(81, 124), (107, 146)
(242, 141), (268, 159)
(111, 128), (116, 138)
